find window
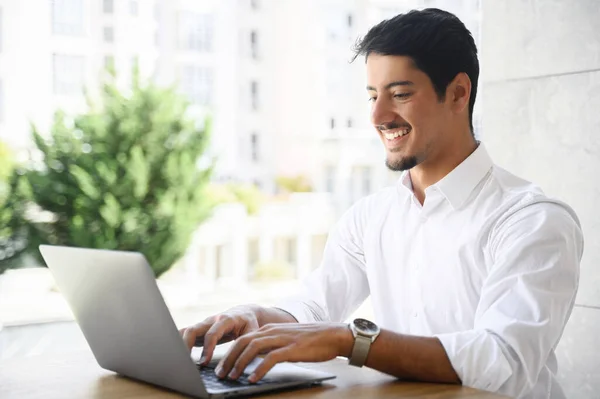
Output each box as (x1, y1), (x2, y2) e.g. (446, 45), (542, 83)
(361, 166), (372, 196)
(330, 118), (335, 129)
(53, 54), (85, 96)
(179, 12), (213, 53)
(286, 237), (297, 266)
(180, 65), (213, 106)
(129, 1), (139, 16)
(250, 80), (259, 110)
(248, 239), (259, 267)
(250, 133), (259, 162)
(250, 0), (259, 10)
(103, 26), (114, 43)
(130, 55), (139, 75)
(103, 0), (113, 14)
(103, 55), (115, 71)
(325, 165), (335, 193)
(347, 14), (353, 27)
(347, 118), (353, 128)
(250, 30), (258, 60)
(53, 0), (84, 36)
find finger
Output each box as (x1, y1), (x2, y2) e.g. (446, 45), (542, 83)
(226, 336), (287, 380)
(181, 321), (212, 352)
(201, 317), (237, 365)
(215, 334), (253, 378)
(248, 348), (290, 383)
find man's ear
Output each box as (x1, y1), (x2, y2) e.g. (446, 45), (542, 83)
(448, 72), (471, 114)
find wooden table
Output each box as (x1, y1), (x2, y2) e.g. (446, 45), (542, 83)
(0, 351), (506, 398)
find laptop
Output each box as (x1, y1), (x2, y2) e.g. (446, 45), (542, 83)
(39, 245), (335, 398)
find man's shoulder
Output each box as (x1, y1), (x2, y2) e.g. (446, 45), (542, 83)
(486, 165), (581, 234)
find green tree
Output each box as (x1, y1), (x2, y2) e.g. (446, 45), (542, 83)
(0, 141), (23, 274)
(0, 74), (214, 277)
(276, 175), (312, 193)
(0, 140), (13, 183)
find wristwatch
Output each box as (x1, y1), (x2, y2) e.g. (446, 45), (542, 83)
(348, 318), (381, 367)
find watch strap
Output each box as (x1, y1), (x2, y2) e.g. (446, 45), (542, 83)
(349, 334), (371, 367)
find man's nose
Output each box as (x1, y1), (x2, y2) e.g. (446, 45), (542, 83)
(371, 97), (396, 128)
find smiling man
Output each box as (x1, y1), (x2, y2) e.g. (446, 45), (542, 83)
(180, 9), (583, 399)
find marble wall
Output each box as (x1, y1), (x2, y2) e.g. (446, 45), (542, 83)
(480, 1), (600, 397)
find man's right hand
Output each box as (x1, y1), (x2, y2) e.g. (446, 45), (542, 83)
(179, 304), (297, 366)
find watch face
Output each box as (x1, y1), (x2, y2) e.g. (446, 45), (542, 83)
(353, 318), (379, 335)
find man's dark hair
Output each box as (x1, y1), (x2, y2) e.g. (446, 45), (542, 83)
(353, 8), (479, 134)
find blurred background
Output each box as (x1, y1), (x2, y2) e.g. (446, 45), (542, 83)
(0, 0), (598, 397)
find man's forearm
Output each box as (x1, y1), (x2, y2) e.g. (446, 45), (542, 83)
(339, 328), (461, 384)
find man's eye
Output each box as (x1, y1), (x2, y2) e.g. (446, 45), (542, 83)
(394, 93), (411, 99)
(368, 97), (377, 102)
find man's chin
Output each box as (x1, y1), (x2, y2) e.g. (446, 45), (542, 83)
(385, 155), (419, 172)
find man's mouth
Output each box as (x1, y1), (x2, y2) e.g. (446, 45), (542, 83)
(382, 127), (411, 141)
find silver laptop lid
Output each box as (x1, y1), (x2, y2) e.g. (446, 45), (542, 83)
(39, 245), (208, 398)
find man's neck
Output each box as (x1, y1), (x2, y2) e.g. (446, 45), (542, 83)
(410, 138), (478, 205)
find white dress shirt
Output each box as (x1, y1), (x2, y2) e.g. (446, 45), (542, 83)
(277, 143), (583, 399)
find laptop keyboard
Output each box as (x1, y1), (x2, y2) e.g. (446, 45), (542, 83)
(196, 364), (274, 391)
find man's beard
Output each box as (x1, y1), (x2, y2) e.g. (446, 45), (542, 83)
(385, 155), (418, 171)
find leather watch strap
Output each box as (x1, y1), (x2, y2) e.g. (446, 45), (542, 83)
(349, 334), (371, 367)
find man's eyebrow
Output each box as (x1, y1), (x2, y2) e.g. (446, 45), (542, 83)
(366, 80), (415, 91)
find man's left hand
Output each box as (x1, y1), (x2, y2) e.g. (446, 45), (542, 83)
(214, 322), (353, 383)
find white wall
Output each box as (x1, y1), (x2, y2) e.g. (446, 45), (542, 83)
(480, 1), (600, 397)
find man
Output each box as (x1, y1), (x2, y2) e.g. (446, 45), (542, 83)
(180, 8), (583, 398)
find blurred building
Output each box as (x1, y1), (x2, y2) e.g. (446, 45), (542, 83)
(0, 0), (159, 156)
(0, 1), (482, 284)
(0, 0), (481, 216)
(184, 193), (335, 289)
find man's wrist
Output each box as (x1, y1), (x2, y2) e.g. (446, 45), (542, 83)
(336, 324), (354, 358)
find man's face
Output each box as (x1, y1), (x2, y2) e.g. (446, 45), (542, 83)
(366, 54), (451, 171)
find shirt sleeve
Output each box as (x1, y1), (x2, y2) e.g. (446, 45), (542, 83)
(435, 200), (583, 397)
(274, 198), (371, 323)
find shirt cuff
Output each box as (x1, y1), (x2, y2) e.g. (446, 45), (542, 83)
(435, 329), (513, 393)
(272, 299), (320, 324)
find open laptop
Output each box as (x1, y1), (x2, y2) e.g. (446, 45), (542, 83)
(39, 245), (335, 398)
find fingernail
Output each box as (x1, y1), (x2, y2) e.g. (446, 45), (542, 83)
(228, 371), (237, 379)
(215, 366), (224, 377)
(200, 356), (206, 364)
(248, 373), (257, 383)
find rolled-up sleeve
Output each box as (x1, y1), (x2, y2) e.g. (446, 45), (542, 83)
(275, 199), (371, 324)
(435, 201), (583, 397)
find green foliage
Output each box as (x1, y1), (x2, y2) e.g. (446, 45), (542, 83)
(0, 76), (214, 276)
(0, 141), (13, 183)
(207, 183), (264, 215)
(275, 175), (312, 193)
(0, 142), (25, 274)
(251, 260), (295, 282)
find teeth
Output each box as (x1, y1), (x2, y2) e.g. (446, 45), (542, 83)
(384, 128), (410, 140)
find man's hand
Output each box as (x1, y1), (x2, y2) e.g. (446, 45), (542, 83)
(214, 323), (353, 383)
(179, 305), (297, 366)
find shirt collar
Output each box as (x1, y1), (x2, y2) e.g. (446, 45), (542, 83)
(397, 142), (494, 210)
(433, 142), (493, 209)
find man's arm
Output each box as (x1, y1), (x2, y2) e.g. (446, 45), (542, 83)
(358, 331), (460, 384)
(215, 200), (582, 398)
(214, 323), (460, 383)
